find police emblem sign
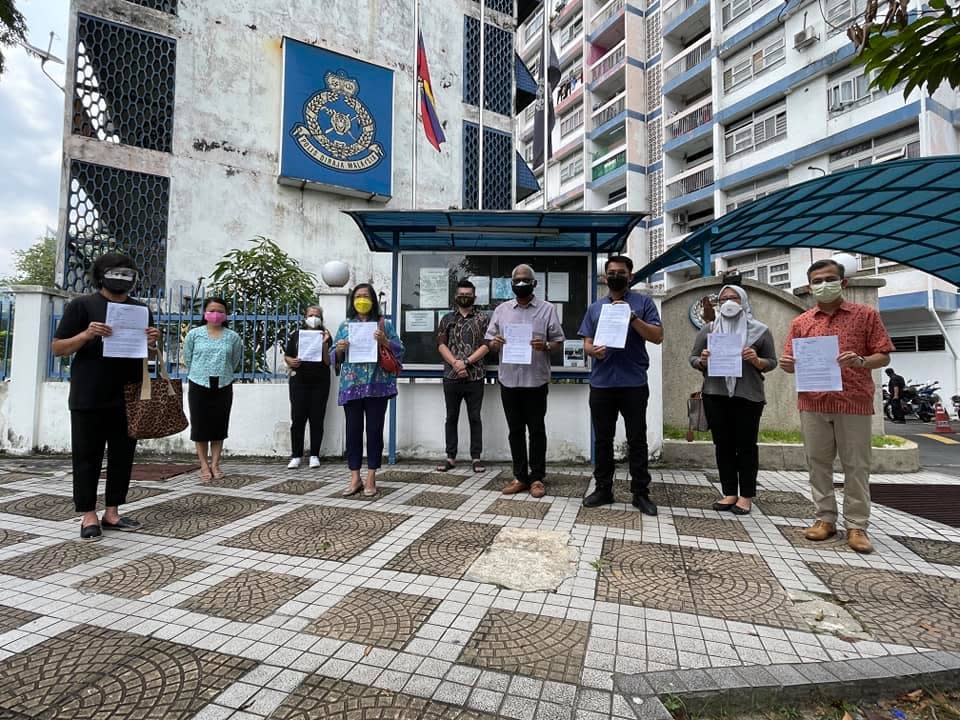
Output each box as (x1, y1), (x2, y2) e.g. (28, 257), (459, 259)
(279, 38), (393, 200)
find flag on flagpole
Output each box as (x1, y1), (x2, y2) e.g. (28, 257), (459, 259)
(417, 30), (446, 152)
(532, 38), (560, 169)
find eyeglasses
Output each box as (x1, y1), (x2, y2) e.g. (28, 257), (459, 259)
(104, 268), (137, 281)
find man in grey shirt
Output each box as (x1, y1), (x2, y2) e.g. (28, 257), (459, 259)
(486, 264), (565, 499)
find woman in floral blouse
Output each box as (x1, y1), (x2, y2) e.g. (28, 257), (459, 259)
(332, 283), (404, 496)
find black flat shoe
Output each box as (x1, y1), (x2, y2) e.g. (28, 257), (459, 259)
(582, 488), (614, 508)
(712, 501), (735, 511)
(731, 504), (752, 515)
(80, 524), (102, 541)
(101, 516), (142, 531)
(632, 495), (658, 516)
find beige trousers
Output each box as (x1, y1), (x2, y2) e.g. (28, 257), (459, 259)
(799, 411), (872, 529)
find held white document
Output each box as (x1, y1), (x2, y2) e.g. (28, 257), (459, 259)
(592, 303), (631, 349)
(348, 322), (378, 364)
(706, 332), (742, 378)
(297, 330), (326, 362)
(102, 302), (149, 358)
(501, 323), (533, 365)
(792, 335), (843, 392)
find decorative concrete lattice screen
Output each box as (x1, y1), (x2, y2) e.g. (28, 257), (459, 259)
(476, 0), (513, 13)
(646, 63), (662, 110)
(649, 169), (663, 217)
(649, 225), (664, 260)
(126, 0), (177, 13)
(463, 122), (513, 210)
(73, 14), (176, 152)
(463, 16), (513, 116)
(64, 160), (169, 295)
(646, 13), (662, 58)
(648, 117), (662, 164)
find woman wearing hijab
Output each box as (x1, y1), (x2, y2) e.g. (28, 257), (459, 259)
(689, 285), (778, 514)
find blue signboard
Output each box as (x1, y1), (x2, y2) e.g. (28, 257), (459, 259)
(279, 38), (393, 200)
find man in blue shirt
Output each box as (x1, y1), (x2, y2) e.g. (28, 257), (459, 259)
(578, 256), (663, 515)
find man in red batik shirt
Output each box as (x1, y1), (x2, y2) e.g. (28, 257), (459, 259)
(779, 259), (894, 554)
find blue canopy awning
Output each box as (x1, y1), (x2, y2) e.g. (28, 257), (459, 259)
(516, 152), (540, 202)
(635, 156), (960, 285)
(344, 210), (645, 252)
(515, 53), (538, 114)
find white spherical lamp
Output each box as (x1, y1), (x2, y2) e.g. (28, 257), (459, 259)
(321, 260), (351, 288)
(832, 253), (859, 278)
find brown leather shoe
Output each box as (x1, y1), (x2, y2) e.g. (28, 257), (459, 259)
(847, 529), (874, 554)
(804, 520), (837, 541)
(501, 480), (530, 495)
(529, 481), (546, 498)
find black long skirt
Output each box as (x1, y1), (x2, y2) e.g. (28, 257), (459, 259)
(188, 379), (233, 441)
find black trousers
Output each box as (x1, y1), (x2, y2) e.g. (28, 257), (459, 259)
(443, 380), (484, 460)
(290, 379), (330, 457)
(701, 394), (764, 498)
(70, 407), (137, 513)
(589, 385), (652, 495)
(891, 394), (906, 421)
(500, 384), (548, 484)
(343, 396), (390, 470)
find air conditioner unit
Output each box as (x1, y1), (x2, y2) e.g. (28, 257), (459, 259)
(793, 27), (819, 49)
(875, 147), (907, 163)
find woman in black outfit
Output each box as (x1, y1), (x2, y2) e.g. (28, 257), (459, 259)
(284, 305), (332, 468)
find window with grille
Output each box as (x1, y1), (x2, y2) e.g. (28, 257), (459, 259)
(646, 15), (662, 58)
(523, 10), (544, 42)
(918, 334), (947, 352)
(463, 17), (513, 116)
(463, 122), (513, 210)
(649, 169), (663, 217)
(560, 153), (584, 183)
(825, 0), (868, 35)
(560, 108), (584, 136)
(724, 172), (788, 211)
(723, 101), (787, 158)
(722, 31), (785, 92)
(477, 0), (513, 14)
(647, 117), (662, 164)
(721, 0), (755, 25)
(891, 336), (917, 352)
(646, 64), (661, 109)
(828, 125), (920, 172)
(768, 262), (790, 286)
(127, 0), (177, 12)
(63, 160), (169, 294)
(73, 14), (176, 152)
(561, 15), (583, 46)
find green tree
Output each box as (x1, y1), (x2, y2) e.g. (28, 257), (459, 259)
(3, 234), (56, 286)
(852, 0), (960, 99)
(0, 0), (27, 76)
(204, 236), (319, 377)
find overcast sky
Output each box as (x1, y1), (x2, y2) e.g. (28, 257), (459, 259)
(0, 1), (69, 277)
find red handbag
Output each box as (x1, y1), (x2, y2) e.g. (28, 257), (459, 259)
(377, 318), (402, 374)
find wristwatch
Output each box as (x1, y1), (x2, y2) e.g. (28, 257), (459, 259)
(856, 355), (866, 367)
(629, 311), (638, 322)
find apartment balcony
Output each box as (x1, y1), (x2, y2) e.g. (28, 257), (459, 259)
(601, 198), (628, 212)
(589, 42), (626, 94)
(591, 147), (626, 182)
(669, 209), (715, 241)
(555, 84), (583, 116)
(663, 96), (713, 154)
(662, 0), (710, 40)
(555, 0), (583, 28)
(590, 0), (625, 47)
(665, 159), (715, 211)
(589, 93), (626, 139)
(662, 35), (712, 98)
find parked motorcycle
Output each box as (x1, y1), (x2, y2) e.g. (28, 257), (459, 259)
(953, 394), (960, 420)
(885, 381), (939, 423)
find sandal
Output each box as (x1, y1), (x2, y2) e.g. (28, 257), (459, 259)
(199, 469), (212, 481)
(212, 468), (226, 480)
(436, 459), (455, 472)
(472, 460), (485, 473)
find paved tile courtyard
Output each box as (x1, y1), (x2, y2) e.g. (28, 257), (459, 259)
(0, 458), (959, 719)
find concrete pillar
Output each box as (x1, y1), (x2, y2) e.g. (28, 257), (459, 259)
(3, 286), (70, 453)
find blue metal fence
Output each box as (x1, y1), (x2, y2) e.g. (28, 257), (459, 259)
(0, 294), (13, 381)
(47, 286), (307, 382)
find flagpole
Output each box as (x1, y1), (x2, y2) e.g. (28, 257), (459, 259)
(541, 2), (549, 211)
(478, 0), (485, 211)
(412, 0), (419, 210)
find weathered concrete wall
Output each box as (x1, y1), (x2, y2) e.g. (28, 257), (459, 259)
(661, 277), (808, 433)
(63, 0), (510, 292)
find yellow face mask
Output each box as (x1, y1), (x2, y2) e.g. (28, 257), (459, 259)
(353, 297), (374, 315)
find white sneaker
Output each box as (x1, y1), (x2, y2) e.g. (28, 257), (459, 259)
(287, 457), (301, 469)
(309, 456), (321, 468)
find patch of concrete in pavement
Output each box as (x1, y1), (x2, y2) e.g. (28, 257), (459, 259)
(788, 589), (871, 640)
(465, 527), (579, 592)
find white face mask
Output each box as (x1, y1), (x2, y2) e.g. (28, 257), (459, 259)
(719, 300), (743, 318)
(811, 280), (843, 302)
(305, 316), (322, 329)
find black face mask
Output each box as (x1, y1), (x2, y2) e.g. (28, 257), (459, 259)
(455, 296), (475, 308)
(102, 278), (134, 294)
(606, 274), (628, 292)
(512, 281), (534, 299)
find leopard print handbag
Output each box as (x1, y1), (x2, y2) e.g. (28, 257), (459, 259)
(124, 348), (189, 439)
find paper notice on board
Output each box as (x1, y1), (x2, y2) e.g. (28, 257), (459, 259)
(534, 272), (546, 295)
(469, 276), (490, 306)
(492, 278), (513, 300)
(102, 302), (149, 358)
(405, 310), (435, 333)
(547, 272), (569, 302)
(554, 304), (563, 324)
(563, 339), (586, 368)
(419, 267), (449, 308)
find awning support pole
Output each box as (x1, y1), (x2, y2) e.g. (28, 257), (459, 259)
(389, 236), (399, 464)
